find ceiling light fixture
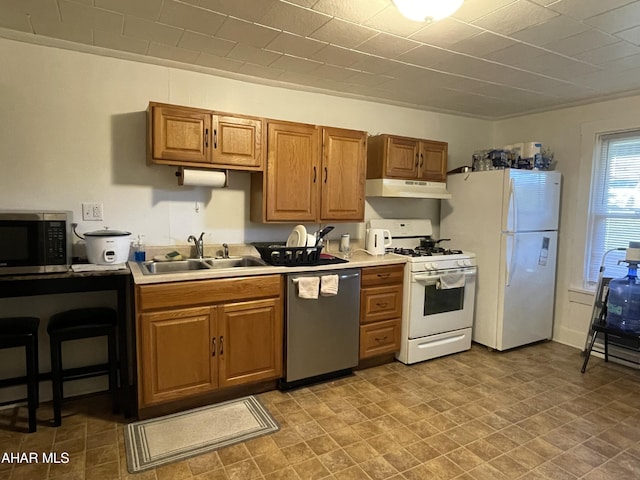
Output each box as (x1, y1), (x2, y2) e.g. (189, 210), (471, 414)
(392, 0), (464, 22)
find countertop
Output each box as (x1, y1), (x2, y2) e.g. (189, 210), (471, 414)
(0, 266), (131, 283)
(129, 250), (407, 285)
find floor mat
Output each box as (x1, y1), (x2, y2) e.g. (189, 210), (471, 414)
(124, 395), (279, 473)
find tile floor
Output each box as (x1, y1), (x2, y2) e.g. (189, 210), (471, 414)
(1, 341), (640, 479)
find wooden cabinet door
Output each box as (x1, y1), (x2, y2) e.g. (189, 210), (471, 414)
(217, 298), (283, 388)
(360, 284), (403, 324)
(320, 127), (366, 221)
(384, 136), (420, 178)
(418, 140), (448, 182)
(360, 319), (401, 359)
(211, 115), (263, 169)
(265, 121), (319, 221)
(151, 105), (211, 164)
(140, 306), (216, 406)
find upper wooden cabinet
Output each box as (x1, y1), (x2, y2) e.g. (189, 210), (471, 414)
(147, 102), (263, 171)
(264, 121), (319, 222)
(367, 134), (447, 182)
(253, 121), (367, 223)
(320, 127), (367, 221)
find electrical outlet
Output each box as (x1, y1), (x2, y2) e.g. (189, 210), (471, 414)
(82, 203), (103, 221)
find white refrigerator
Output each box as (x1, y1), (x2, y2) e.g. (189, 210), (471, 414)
(440, 169), (561, 351)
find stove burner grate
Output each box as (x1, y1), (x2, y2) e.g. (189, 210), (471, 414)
(388, 247), (464, 257)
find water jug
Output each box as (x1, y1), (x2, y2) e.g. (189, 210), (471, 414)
(607, 263), (640, 332)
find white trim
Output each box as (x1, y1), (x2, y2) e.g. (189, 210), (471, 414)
(578, 116), (640, 287)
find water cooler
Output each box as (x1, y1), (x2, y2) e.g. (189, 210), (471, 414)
(607, 241), (640, 332)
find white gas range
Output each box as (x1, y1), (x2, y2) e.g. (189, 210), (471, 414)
(368, 219), (477, 364)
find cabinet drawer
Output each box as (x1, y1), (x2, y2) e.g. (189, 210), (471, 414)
(361, 265), (404, 287)
(137, 275), (282, 311)
(360, 284), (402, 324)
(360, 319), (401, 359)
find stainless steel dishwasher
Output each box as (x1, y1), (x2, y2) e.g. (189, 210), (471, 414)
(282, 268), (360, 388)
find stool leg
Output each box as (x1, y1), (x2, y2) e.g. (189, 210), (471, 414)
(108, 329), (119, 414)
(604, 333), (609, 363)
(50, 335), (63, 427)
(25, 336), (38, 433)
(34, 334), (39, 407)
(581, 329), (599, 373)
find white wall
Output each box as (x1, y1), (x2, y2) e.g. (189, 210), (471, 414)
(492, 96), (640, 349)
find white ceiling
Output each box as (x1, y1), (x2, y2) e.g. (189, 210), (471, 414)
(3, 0), (640, 119)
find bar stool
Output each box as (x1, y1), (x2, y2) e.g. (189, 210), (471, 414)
(47, 307), (118, 427)
(0, 316), (40, 433)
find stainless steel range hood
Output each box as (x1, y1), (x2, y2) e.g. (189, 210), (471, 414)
(366, 178), (452, 199)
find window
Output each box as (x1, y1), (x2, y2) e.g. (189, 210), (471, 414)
(586, 130), (640, 286)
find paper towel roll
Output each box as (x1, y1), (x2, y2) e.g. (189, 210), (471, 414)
(178, 168), (227, 187)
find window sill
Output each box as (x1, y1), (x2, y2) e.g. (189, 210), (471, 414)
(568, 286), (595, 305)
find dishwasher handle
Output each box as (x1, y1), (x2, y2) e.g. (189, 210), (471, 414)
(291, 272), (359, 283)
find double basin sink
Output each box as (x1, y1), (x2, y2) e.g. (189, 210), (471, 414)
(139, 256), (267, 275)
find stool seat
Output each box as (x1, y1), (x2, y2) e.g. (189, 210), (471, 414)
(0, 316), (40, 339)
(48, 308), (118, 427)
(0, 316), (40, 433)
(48, 307), (116, 332)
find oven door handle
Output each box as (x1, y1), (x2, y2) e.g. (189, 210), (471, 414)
(413, 275), (439, 286)
(413, 269), (476, 286)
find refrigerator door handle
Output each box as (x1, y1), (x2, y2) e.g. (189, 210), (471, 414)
(506, 233), (515, 286)
(508, 178), (519, 233)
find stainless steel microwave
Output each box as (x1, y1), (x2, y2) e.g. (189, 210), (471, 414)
(0, 211), (72, 274)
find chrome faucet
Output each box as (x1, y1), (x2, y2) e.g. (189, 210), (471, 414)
(187, 232), (205, 260)
(222, 243), (229, 259)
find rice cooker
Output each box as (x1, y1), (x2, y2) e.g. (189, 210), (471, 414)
(84, 228), (131, 264)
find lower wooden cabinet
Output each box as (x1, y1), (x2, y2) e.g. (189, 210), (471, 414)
(136, 275), (283, 408)
(141, 306), (218, 405)
(359, 264), (404, 360)
(218, 299), (283, 388)
(360, 319), (401, 359)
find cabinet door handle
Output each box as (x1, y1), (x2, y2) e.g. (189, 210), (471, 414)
(324, 167), (328, 183)
(419, 153), (424, 167)
(211, 337), (216, 357)
(376, 302), (388, 308)
(375, 336), (388, 344)
(213, 129), (217, 149)
(205, 128), (209, 148)
(219, 336), (224, 355)
(377, 273), (390, 279)
(415, 153), (419, 167)
(313, 166), (317, 183)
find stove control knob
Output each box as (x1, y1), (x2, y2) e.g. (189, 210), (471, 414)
(424, 263), (435, 270)
(464, 259), (472, 267)
(457, 260), (465, 267)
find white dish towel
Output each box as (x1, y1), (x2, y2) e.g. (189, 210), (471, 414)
(320, 274), (339, 296)
(297, 277), (319, 299)
(437, 273), (466, 290)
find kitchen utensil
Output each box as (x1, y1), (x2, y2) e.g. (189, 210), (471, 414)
(365, 228), (392, 255)
(286, 225), (307, 247)
(314, 226), (334, 246)
(305, 234), (316, 247)
(83, 228), (131, 264)
(420, 237), (451, 249)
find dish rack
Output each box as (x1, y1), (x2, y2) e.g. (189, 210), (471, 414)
(252, 243), (322, 266)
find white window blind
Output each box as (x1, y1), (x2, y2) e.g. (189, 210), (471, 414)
(586, 130), (640, 286)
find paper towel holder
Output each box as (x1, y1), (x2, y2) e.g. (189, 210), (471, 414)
(175, 167), (229, 188)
